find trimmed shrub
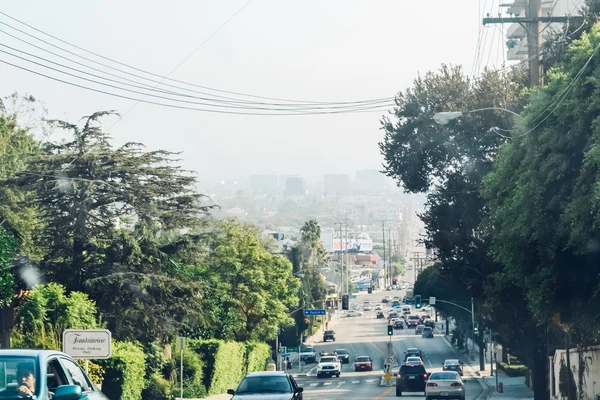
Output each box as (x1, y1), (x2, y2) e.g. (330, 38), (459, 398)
(97, 341), (146, 400)
(190, 339), (246, 395)
(245, 342), (271, 374)
(141, 374), (171, 400)
(498, 363), (528, 377)
(163, 348), (206, 398)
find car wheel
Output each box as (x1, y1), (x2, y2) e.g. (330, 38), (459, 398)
(396, 388), (402, 397)
(426, 397), (433, 400)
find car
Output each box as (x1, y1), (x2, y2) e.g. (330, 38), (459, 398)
(227, 371), (304, 399)
(382, 298), (390, 303)
(354, 356), (373, 372)
(407, 315), (420, 327)
(442, 359), (464, 376)
(334, 349), (350, 364)
(396, 362), (428, 397)
(0, 349), (109, 400)
(415, 325), (426, 335)
(377, 311), (385, 319)
(323, 330), (336, 342)
(375, 304), (383, 310)
(425, 371), (465, 400)
(424, 319), (436, 328)
(394, 320), (405, 330)
(300, 346), (317, 363)
(316, 355), (342, 378)
(404, 347), (423, 360)
(405, 356), (424, 366)
(347, 310), (363, 317)
(422, 327), (434, 338)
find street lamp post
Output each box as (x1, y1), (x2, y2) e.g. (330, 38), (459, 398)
(432, 107), (520, 125)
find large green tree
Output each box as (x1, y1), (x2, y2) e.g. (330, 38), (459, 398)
(183, 219), (300, 342)
(5, 111), (211, 343)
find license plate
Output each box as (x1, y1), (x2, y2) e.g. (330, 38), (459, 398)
(441, 392), (449, 396)
(409, 376), (416, 380)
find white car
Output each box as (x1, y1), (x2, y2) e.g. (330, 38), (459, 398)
(316, 355), (342, 378)
(375, 304), (383, 310)
(346, 310), (363, 317)
(425, 371), (465, 400)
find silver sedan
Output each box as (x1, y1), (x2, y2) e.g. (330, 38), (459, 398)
(425, 371), (465, 400)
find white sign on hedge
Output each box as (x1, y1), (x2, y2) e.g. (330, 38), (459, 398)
(62, 329), (112, 359)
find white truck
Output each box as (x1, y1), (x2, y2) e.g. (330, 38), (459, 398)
(316, 354), (342, 378)
(299, 346), (317, 363)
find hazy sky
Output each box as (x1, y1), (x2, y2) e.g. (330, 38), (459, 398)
(1, 0), (509, 181)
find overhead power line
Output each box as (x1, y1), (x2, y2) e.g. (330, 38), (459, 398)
(0, 11), (395, 106)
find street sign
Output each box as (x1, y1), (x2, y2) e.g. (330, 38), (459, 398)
(429, 297), (436, 305)
(62, 329), (111, 359)
(304, 309), (326, 316)
(287, 347), (299, 353)
(385, 372), (392, 381)
(177, 336), (187, 350)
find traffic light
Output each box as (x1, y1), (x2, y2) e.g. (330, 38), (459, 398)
(387, 325), (393, 336)
(415, 295), (422, 309)
(342, 295), (349, 310)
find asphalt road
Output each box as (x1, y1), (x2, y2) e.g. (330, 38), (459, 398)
(293, 289), (484, 400)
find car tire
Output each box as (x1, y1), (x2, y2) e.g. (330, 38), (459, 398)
(396, 388), (402, 397)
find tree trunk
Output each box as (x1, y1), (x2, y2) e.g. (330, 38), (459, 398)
(532, 325), (550, 400)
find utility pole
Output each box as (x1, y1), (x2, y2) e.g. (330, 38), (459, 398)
(482, 2), (583, 87)
(382, 221), (387, 287)
(336, 222), (343, 296)
(388, 225), (392, 284)
(345, 224), (349, 295)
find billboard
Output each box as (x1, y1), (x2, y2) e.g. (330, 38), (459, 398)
(320, 230), (373, 253)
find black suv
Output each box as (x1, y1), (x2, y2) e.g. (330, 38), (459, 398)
(323, 330), (335, 342)
(335, 349), (350, 363)
(396, 363), (428, 397)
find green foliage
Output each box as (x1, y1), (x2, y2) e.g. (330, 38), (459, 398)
(97, 341), (146, 400)
(245, 342), (271, 375)
(13, 283), (99, 349)
(184, 219), (300, 342)
(498, 363), (529, 377)
(141, 374), (171, 400)
(77, 360), (104, 386)
(162, 346), (205, 398)
(0, 226), (16, 307)
(189, 339), (246, 396)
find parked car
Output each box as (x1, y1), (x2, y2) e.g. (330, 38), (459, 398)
(425, 371), (465, 400)
(422, 326), (434, 338)
(323, 330), (336, 342)
(354, 356), (373, 372)
(334, 349), (350, 364)
(442, 359), (464, 376)
(0, 349), (109, 400)
(396, 362), (428, 397)
(227, 371), (304, 399)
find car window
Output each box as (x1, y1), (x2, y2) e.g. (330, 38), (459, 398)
(47, 358), (68, 393)
(236, 376), (292, 394)
(289, 376), (298, 390)
(320, 357), (337, 363)
(445, 360), (460, 365)
(336, 350), (348, 354)
(59, 358), (93, 392)
(356, 357), (370, 362)
(400, 365), (426, 374)
(430, 372), (459, 380)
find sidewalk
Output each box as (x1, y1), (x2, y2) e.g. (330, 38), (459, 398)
(484, 372), (534, 400)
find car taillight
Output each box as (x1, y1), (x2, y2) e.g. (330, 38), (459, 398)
(424, 373), (428, 378)
(451, 382), (463, 387)
(427, 382), (438, 387)
(397, 374), (403, 379)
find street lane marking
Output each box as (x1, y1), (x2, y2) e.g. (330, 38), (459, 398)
(352, 380), (360, 383)
(309, 383), (318, 387)
(323, 382), (332, 386)
(366, 379), (375, 383)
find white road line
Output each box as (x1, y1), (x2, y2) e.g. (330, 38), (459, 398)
(352, 380), (360, 384)
(309, 383), (318, 387)
(323, 382), (332, 386)
(366, 379), (375, 383)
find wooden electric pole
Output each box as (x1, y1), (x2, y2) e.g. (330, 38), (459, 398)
(482, 2), (583, 87)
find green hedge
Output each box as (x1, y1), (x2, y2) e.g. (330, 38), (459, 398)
(190, 339), (246, 395)
(498, 363), (528, 377)
(97, 341), (146, 400)
(245, 342), (271, 375)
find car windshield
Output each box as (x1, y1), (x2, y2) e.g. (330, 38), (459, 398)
(236, 376), (292, 394)
(407, 357), (421, 362)
(407, 348), (419, 353)
(430, 372), (459, 380)
(445, 360), (460, 365)
(409, 315), (420, 320)
(324, 331), (334, 335)
(320, 357), (337, 363)
(303, 347), (314, 352)
(336, 350), (348, 354)
(0, 357), (39, 398)
(356, 357), (370, 362)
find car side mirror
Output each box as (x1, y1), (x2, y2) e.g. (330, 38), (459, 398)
(227, 389), (235, 395)
(53, 385), (82, 400)
(295, 387), (304, 393)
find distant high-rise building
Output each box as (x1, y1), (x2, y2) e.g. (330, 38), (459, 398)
(323, 174), (350, 196)
(355, 170), (386, 193)
(285, 176), (305, 196)
(250, 174), (289, 195)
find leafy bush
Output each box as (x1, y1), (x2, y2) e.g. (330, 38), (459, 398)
(498, 363), (528, 377)
(190, 339), (245, 395)
(163, 347), (205, 398)
(97, 341), (146, 400)
(76, 360), (104, 385)
(245, 342), (271, 374)
(141, 374), (171, 400)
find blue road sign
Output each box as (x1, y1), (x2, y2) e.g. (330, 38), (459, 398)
(304, 309), (326, 316)
(281, 353), (290, 358)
